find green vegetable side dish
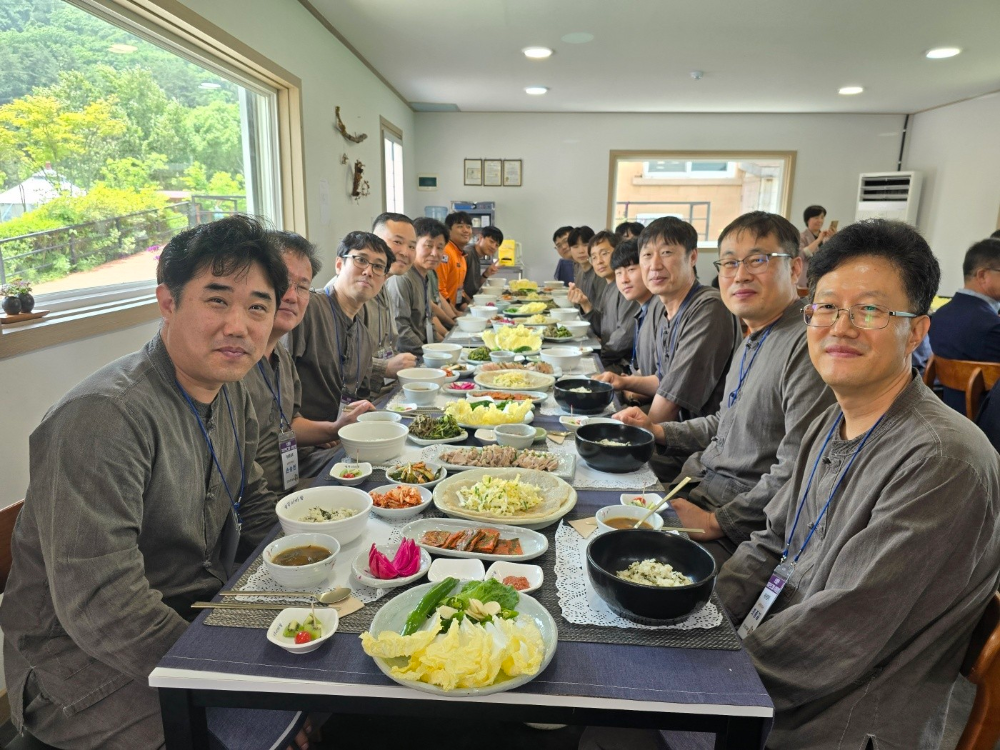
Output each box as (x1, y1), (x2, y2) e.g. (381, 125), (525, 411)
(469, 399), (511, 411)
(409, 414), (462, 440)
(468, 346), (492, 362)
(542, 324), (572, 338)
(401, 577), (458, 635)
(512, 345), (533, 353)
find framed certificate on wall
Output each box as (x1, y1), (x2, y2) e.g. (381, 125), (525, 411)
(464, 159), (482, 186)
(503, 159), (522, 187)
(483, 159), (502, 186)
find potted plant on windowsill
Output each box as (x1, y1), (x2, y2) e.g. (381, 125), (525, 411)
(1, 279), (34, 315)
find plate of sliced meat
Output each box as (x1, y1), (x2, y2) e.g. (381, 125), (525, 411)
(400, 517), (549, 561)
(421, 444), (576, 482)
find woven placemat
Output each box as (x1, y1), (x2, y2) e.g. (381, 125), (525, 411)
(206, 508), (740, 651)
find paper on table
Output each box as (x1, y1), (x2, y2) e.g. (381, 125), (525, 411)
(569, 517), (598, 538)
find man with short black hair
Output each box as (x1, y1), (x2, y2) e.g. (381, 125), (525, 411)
(439, 211), (472, 308)
(616, 212), (835, 561)
(463, 225), (503, 298)
(286, 231), (393, 471)
(387, 217), (447, 354)
(568, 225), (600, 308)
(552, 225), (575, 284)
(609, 239), (660, 381)
(0, 216), (314, 749)
(615, 220), (644, 239)
(718, 219), (1000, 749)
(928, 237), (1000, 412)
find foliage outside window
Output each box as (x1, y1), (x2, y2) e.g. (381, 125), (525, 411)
(0, 0), (280, 298)
(382, 121), (403, 214)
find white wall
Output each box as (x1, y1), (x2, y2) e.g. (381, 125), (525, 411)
(0, 0), (415, 506)
(905, 93), (1000, 293)
(413, 112), (905, 281)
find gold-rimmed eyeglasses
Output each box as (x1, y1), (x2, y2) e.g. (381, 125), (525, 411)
(802, 303), (919, 330)
(713, 253), (791, 278)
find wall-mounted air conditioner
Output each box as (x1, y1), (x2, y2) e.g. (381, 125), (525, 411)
(855, 171), (922, 224)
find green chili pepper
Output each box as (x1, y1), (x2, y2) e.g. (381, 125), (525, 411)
(401, 577), (458, 635)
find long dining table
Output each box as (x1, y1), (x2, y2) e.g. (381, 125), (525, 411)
(150, 336), (773, 749)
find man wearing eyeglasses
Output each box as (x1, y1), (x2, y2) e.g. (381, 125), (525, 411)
(615, 213), (835, 562)
(552, 225), (575, 285)
(387, 217), (449, 354)
(927, 237), (1000, 413)
(243, 232), (374, 491)
(716, 220), (1000, 749)
(285, 232), (393, 472)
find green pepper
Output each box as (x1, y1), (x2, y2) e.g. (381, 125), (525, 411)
(401, 577), (458, 635)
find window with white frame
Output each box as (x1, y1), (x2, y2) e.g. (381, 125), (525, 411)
(0, 0), (283, 304)
(381, 120), (404, 214)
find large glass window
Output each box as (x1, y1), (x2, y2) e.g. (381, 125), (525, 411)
(0, 0), (282, 299)
(611, 152), (794, 247)
(381, 119), (403, 214)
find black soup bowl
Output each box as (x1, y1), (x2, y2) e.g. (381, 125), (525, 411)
(575, 421), (654, 473)
(586, 529), (717, 625)
(553, 377), (614, 415)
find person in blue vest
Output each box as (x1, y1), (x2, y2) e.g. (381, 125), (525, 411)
(927, 237), (1000, 412)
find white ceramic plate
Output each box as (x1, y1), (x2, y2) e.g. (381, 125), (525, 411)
(473, 370), (556, 392)
(267, 607), (339, 654)
(427, 557), (485, 582)
(455, 410), (534, 430)
(467, 389), (547, 404)
(365, 581), (557, 696)
(443, 382), (478, 395)
(401, 517), (549, 561)
(367, 483), (433, 520)
(385, 461), (448, 489)
(421, 444), (577, 483)
(619, 492), (664, 510)
(484, 561), (544, 594)
(351, 543), (432, 589)
(543, 335), (577, 344)
(432, 467), (577, 530)
(407, 431), (469, 446)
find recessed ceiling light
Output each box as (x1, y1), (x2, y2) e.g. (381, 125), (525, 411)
(523, 47), (553, 59)
(561, 32), (594, 44)
(926, 47), (961, 59)
(839, 86), (864, 95)
(525, 86), (549, 96)
(199, 82), (222, 90)
(108, 43), (137, 54)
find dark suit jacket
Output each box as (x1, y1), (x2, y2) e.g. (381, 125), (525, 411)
(928, 292), (1000, 413)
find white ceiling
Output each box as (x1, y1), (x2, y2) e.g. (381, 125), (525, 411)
(308, 0), (1000, 114)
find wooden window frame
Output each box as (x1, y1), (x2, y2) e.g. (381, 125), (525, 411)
(380, 117), (404, 214)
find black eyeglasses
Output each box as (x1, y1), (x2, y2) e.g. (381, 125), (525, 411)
(713, 253), (791, 278)
(802, 303), (919, 330)
(344, 254), (388, 277)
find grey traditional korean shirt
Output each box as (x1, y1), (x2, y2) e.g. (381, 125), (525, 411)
(597, 285), (639, 365)
(242, 341), (301, 493)
(386, 266), (433, 355)
(658, 300), (835, 546)
(285, 288), (375, 421)
(0, 334), (275, 729)
(654, 284), (740, 418)
(581, 277), (612, 338)
(463, 245), (488, 298)
(632, 295), (663, 376)
(718, 375), (1000, 749)
(573, 265), (601, 313)
(360, 285), (396, 395)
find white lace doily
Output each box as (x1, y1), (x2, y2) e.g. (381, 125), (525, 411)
(554, 522), (722, 630)
(238, 515), (414, 605)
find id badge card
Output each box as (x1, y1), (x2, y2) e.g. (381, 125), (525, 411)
(279, 429), (298, 490)
(426, 319), (436, 344)
(338, 394), (355, 420)
(737, 559), (795, 639)
(220, 503), (241, 579)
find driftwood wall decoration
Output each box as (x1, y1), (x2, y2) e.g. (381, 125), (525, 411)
(341, 153), (370, 201)
(335, 106), (368, 143)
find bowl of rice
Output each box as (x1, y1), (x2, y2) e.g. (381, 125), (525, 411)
(553, 377), (613, 415)
(586, 530), (717, 625)
(575, 421), (654, 473)
(275, 486), (372, 544)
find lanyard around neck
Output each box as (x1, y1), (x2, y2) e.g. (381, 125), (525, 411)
(325, 289), (362, 399)
(782, 412), (885, 563)
(727, 322), (777, 408)
(176, 382), (245, 522)
(656, 282), (701, 377)
(257, 359), (290, 431)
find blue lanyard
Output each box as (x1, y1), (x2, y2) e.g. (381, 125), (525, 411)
(782, 412), (885, 563)
(727, 322), (776, 408)
(325, 289), (362, 399)
(176, 382), (245, 523)
(657, 282), (701, 378)
(257, 359), (290, 431)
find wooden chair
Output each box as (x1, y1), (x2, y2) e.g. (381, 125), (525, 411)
(923, 355), (1000, 419)
(956, 592), (1000, 750)
(0, 500), (24, 732)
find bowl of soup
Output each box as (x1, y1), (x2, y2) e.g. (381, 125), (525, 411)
(595, 505), (665, 534)
(263, 532), (341, 588)
(575, 422), (655, 473)
(586, 530), (716, 625)
(275, 485), (372, 544)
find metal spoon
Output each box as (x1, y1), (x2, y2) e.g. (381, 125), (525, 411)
(218, 587), (351, 604)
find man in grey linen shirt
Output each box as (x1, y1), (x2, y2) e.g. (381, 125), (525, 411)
(462, 224), (502, 299)
(617, 212), (835, 562)
(364, 212), (419, 394)
(245, 232), (373, 492)
(568, 225), (601, 307)
(386, 217), (447, 354)
(718, 220), (1000, 749)
(0, 216), (314, 750)
(595, 217), (740, 424)
(571, 230), (618, 338)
